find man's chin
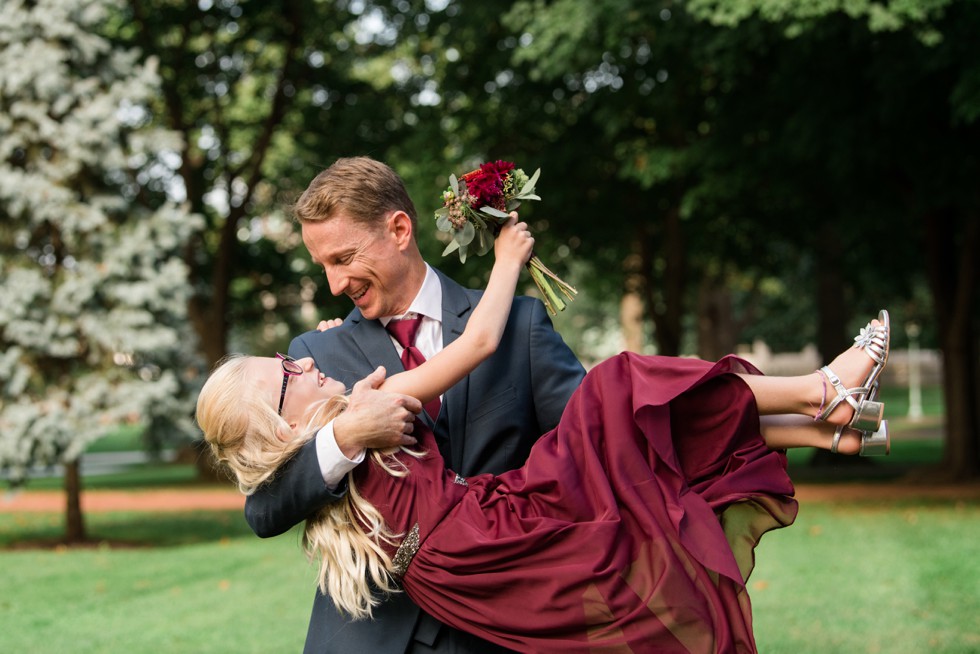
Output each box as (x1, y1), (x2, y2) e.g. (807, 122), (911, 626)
(355, 301), (379, 320)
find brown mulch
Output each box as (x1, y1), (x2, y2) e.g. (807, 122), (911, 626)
(3, 481), (980, 515)
(0, 487), (245, 513)
(793, 481), (980, 502)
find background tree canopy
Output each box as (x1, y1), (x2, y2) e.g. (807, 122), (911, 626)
(0, 0), (202, 540)
(2, 0), (977, 501)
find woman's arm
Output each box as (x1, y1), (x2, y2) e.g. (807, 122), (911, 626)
(379, 214), (533, 403)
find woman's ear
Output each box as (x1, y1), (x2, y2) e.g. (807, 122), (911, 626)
(275, 426), (296, 443)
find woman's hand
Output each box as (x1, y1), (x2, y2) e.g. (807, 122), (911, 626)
(494, 212), (534, 267)
(317, 318), (343, 331)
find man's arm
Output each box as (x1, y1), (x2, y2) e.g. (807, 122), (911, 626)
(244, 438), (338, 538)
(244, 367), (422, 538)
(526, 298), (586, 432)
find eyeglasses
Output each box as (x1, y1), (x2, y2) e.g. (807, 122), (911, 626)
(276, 353), (303, 415)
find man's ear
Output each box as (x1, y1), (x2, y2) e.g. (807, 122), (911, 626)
(386, 210), (415, 250)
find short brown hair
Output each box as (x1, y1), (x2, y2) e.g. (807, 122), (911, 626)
(293, 157), (418, 230)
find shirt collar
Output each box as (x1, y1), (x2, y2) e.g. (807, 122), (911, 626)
(381, 264), (442, 326)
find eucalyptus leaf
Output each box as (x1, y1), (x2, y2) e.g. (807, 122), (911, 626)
(480, 206), (510, 218)
(442, 239), (461, 256)
(436, 214), (452, 232)
(475, 230), (494, 256)
(506, 199), (523, 211)
(519, 168), (541, 196)
(459, 243), (468, 264)
(519, 193), (541, 201)
(458, 220), (475, 246)
(450, 174), (459, 196)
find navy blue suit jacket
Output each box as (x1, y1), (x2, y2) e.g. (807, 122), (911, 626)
(244, 268), (584, 653)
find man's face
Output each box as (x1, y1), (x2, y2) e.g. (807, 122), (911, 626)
(301, 212), (413, 320)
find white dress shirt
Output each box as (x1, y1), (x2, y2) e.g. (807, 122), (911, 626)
(315, 264), (444, 488)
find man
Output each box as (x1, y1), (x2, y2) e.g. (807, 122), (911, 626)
(245, 156), (584, 653)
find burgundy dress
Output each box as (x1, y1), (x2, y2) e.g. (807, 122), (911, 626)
(351, 353), (798, 653)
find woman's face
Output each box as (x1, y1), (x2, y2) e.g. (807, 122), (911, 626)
(248, 356), (345, 425)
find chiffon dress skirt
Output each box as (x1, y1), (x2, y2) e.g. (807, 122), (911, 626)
(353, 352), (799, 653)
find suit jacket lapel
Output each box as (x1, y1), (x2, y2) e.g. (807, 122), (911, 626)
(436, 269), (473, 472)
(347, 310), (406, 385)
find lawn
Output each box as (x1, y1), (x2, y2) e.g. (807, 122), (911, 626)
(1, 511), (312, 653)
(2, 495), (978, 653)
(751, 499), (980, 653)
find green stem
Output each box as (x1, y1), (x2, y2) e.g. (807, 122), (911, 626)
(525, 256), (577, 315)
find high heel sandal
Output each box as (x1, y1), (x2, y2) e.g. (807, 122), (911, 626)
(831, 420), (891, 456)
(815, 309), (891, 433)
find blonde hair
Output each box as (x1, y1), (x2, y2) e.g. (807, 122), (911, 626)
(196, 354), (422, 619)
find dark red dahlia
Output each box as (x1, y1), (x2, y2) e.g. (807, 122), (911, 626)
(460, 160), (514, 211)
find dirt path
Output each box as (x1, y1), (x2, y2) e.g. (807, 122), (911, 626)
(3, 481), (980, 514)
(1, 487), (245, 513)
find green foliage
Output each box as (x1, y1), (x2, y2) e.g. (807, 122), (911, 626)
(109, 0), (430, 361)
(23, 463), (204, 491)
(0, 0), (202, 483)
(686, 0), (954, 35)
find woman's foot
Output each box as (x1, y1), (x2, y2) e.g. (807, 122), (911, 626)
(759, 417), (889, 456)
(829, 421), (891, 456)
(811, 311), (890, 431)
(829, 425), (862, 455)
(809, 321), (879, 425)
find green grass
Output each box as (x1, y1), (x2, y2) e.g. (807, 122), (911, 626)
(752, 500), (980, 653)
(785, 436), (944, 477)
(23, 463), (217, 491)
(0, 511), (312, 654)
(3, 498), (978, 653)
(876, 384), (944, 418)
(84, 424), (145, 454)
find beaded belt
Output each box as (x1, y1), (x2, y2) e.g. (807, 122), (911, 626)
(391, 523), (421, 579)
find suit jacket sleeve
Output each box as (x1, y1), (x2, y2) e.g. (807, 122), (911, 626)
(527, 298), (586, 432)
(243, 438), (347, 538)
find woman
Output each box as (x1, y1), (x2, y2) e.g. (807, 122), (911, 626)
(197, 217), (890, 653)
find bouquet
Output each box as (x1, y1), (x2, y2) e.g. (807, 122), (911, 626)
(435, 160), (577, 315)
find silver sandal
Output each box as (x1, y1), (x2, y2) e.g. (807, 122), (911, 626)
(831, 420), (890, 456)
(816, 309), (890, 433)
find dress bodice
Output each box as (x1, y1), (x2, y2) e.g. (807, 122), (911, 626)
(350, 423), (472, 570)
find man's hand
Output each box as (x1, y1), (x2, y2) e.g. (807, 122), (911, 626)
(332, 366), (423, 458)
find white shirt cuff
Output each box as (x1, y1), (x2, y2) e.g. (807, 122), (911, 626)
(315, 420), (365, 490)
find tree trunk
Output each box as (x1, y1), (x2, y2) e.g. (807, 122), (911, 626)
(940, 327), (979, 479)
(621, 248), (646, 353)
(925, 210), (980, 480)
(814, 239), (849, 365)
(64, 459), (86, 544)
(642, 204), (685, 356)
(696, 270), (738, 361)
(809, 234), (857, 468)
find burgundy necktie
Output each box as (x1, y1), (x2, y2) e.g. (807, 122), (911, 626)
(386, 316), (441, 420)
